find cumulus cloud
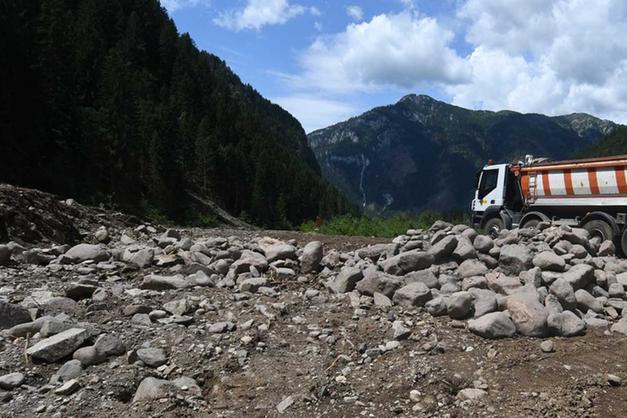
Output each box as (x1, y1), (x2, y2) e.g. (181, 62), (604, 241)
(449, 0), (627, 121)
(293, 12), (469, 94)
(346, 5), (364, 21)
(214, 0), (306, 31)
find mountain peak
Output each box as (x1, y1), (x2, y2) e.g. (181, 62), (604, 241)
(397, 94), (438, 105)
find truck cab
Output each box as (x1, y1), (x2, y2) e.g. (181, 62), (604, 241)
(472, 163), (524, 233)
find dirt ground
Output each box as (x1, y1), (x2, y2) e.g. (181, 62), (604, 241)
(2, 228), (626, 418)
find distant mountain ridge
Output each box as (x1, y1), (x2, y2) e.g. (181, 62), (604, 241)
(308, 94), (617, 213)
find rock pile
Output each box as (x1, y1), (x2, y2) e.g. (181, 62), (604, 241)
(1, 219), (627, 415)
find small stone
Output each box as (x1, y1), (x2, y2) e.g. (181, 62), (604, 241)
(391, 320), (411, 340)
(276, 395), (295, 413)
(0, 373), (25, 390)
(54, 379), (80, 395)
(456, 388), (487, 401)
(136, 348), (168, 367)
(540, 340), (555, 353)
(608, 374), (622, 387)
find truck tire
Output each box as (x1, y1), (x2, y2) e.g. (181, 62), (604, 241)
(582, 219), (614, 242)
(621, 229), (627, 257)
(520, 218), (540, 229)
(484, 217), (504, 238)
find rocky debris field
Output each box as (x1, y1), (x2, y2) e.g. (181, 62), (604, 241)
(1, 209), (627, 417)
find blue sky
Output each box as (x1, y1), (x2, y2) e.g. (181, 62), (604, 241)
(164, 0), (627, 132)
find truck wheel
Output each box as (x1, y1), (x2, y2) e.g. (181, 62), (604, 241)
(621, 229), (627, 257)
(484, 217), (504, 238)
(582, 219), (614, 243)
(521, 218), (540, 229)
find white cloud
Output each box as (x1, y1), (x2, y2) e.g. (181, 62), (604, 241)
(161, 0), (210, 12)
(449, 0), (627, 122)
(293, 12), (469, 94)
(271, 95), (359, 133)
(214, 0), (307, 31)
(309, 6), (321, 17)
(346, 5), (364, 21)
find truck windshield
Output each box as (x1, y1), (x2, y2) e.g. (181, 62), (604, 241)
(478, 169), (498, 199)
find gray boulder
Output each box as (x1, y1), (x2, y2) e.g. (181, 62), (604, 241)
(264, 243), (296, 262)
(458, 259), (488, 279)
(447, 291), (474, 319)
(64, 244), (110, 263)
(473, 235), (494, 254)
(428, 235), (458, 262)
(136, 347), (168, 367)
(300, 241), (324, 273)
(404, 269), (439, 289)
(563, 264), (594, 290)
(425, 296), (448, 316)
(547, 311), (586, 337)
(574, 289), (603, 313)
(133, 376), (201, 403)
(499, 244), (533, 275)
(549, 278), (577, 310)
(469, 288), (498, 318)
(326, 267), (363, 294)
(0, 300), (32, 330)
(26, 328), (89, 362)
(453, 237), (477, 261)
(382, 251), (434, 275)
(140, 274), (190, 290)
(506, 285), (548, 337)
(355, 271), (401, 298)
(392, 282), (432, 307)
(468, 312), (516, 339)
(533, 251), (565, 272)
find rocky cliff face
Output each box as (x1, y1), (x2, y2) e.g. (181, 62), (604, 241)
(308, 95), (616, 213)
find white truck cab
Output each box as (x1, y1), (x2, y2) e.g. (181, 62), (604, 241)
(471, 163), (508, 213)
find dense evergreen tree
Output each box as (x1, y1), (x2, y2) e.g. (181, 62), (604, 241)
(0, 0), (352, 226)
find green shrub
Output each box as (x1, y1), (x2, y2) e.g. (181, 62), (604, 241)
(300, 211), (468, 238)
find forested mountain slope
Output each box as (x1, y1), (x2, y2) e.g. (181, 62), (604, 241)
(0, 0), (350, 227)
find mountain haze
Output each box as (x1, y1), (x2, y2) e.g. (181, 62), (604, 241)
(308, 94), (616, 213)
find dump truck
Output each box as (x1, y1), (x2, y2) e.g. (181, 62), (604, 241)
(472, 154), (627, 253)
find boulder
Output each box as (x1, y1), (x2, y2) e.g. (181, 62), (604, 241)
(506, 285), (548, 337)
(404, 269), (439, 289)
(563, 264), (594, 290)
(231, 250), (268, 274)
(469, 288), (498, 318)
(355, 271), (401, 298)
(532, 251), (565, 272)
(73, 345), (106, 366)
(64, 244), (109, 263)
(264, 243), (296, 262)
(26, 328), (89, 362)
(458, 259), (488, 279)
(356, 243), (394, 262)
(499, 244), (533, 275)
(473, 235), (494, 253)
(136, 347), (168, 367)
(446, 291), (474, 319)
(486, 272), (522, 295)
(547, 311), (586, 337)
(425, 296), (448, 316)
(574, 289), (603, 313)
(140, 274), (190, 290)
(133, 376), (201, 403)
(381, 251), (434, 275)
(326, 267), (363, 294)
(453, 237), (477, 261)
(549, 278), (577, 310)
(0, 373), (25, 390)
(427, 235), (457, 262)
(0, 300), (32, 330)
(468, 312), (516, 339)
(300, 241), (324, 273)
(392, 282), (432, 307)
